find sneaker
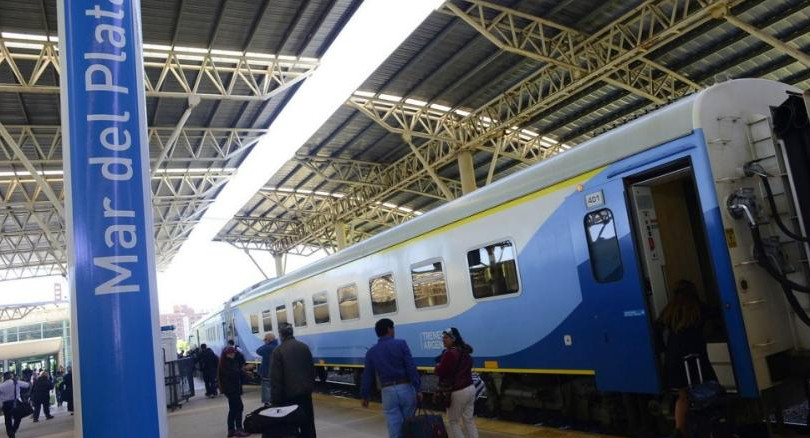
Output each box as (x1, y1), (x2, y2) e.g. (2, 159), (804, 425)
(46, 416), (54, 420)
(32, 419), (39, 423)
(235, 431), (250, 437)
(227, 430), (236, 437)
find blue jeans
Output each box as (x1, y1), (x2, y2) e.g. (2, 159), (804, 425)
(381, 383), (416, 438)
(261, 378), (271, 404)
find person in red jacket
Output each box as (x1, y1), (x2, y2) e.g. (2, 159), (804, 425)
(435, 327), (478, 438)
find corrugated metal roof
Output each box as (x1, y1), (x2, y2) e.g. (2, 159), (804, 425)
(217, 0), (810, 257)
(0, 0), (358, 276)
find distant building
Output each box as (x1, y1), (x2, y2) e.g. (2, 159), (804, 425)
(0, 302), (71, 374)
(159, 305), (206, 345)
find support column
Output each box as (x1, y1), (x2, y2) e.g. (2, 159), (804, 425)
(274, 253), (285, 277)
(57, 1), (167, 437)
(335, 221), (348, 250)
(457, 150), (477, 195)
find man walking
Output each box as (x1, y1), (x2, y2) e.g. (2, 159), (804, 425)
(255, 333), (278, 406)
(198, 344), (219, 397)
(30, 371), (54, 422)
(1, 372), (31, 438)
(271, 323), (316, 438)
(361, 318), (421, 438)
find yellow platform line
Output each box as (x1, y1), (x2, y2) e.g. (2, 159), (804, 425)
(312, 392), (621, 438)
(316, 363), (595, 376)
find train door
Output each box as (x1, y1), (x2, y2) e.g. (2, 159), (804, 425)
(573, 178), (662, 394)
(625, 161), (735, 389)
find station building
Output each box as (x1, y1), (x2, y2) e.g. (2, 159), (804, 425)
(0, 302), (71, 374)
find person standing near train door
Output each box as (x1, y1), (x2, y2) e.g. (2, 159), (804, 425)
(361, 318), (421, 438)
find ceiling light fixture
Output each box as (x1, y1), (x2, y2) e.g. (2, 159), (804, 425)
(171, 0), (444, 267)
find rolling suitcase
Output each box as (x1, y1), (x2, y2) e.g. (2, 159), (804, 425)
(683, 354), (731, 438)
(401, 407), (448, 438)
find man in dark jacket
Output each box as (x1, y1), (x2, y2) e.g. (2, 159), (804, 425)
(30, 372), (54, 422)
(255, 333), (277, 406)
(270, 323), (316, 438)
(198, 344), (220, 397)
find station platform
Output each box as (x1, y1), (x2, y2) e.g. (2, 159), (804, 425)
(12, 386), (619, 438)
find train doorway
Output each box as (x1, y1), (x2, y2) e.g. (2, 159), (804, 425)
(625, 161), (736, 390)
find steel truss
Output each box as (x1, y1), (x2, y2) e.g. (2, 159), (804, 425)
(241, 0), (736, 254)
(0, 303), (44, 322)
(217, 187), (418, 254)
(0, 36), (319, 101)
(0, 123), (265, 275)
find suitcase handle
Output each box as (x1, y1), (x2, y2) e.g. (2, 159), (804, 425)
(683, 354), (703, 387)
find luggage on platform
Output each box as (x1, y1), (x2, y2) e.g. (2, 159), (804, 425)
(683, 354), (733, 438)
(401, 408), (448, 438)
(244, 404), (304, 437)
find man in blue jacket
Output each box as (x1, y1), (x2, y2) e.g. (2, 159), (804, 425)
(256, 332), (278, 406)
(361, 318), (421, 438)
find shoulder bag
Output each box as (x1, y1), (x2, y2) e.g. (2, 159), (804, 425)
(11, 381), (33, 420)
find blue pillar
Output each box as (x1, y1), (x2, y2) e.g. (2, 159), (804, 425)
(57, 1), (167, 437)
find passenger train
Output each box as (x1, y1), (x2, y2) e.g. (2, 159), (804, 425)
(192, 79), (810, 432)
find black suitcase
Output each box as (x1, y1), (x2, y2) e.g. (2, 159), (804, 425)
(244, 404), (304, 437)
(683, 354), (733, 438)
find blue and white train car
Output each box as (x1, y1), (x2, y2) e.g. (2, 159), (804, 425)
(193, 79), (810, 426)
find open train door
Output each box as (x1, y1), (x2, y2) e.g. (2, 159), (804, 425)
(571, 177), (662, 394)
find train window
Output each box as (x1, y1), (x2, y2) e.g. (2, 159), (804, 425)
(312, 292), (330, 324)
(369, 273), (397, 315)
(584, 209), (623, 282)
(262, 310), (273, 332)
(292, 299), (307, 327)
(337, 284), (360, 320)
(276, 305), (288, 326)
(411, 260), (448, 309)
(250, 314), (260, 334)
(467, 240), (520, 299)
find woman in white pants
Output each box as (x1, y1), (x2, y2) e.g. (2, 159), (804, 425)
(435, 328), (479, 438)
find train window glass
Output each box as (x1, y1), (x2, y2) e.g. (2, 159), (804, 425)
(276, 305), (288, 326)
(262, 310), (273, 332)
(369, 274), (397, 315)
(250, 314), (260, 334)
(312, 292), (330, 324)
(411, 260), (448, 309)
(467, 240), (520, 299)
(337, 284), (360, 320)
(585, 209), (624, 282)
(292, 299), (307, 327)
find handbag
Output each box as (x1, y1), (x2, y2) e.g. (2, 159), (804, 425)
(401, 407), (448, 438)
(11, 381), (33, 420)
(433, 349), (464, 409)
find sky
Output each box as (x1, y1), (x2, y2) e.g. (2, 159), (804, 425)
(0, 242), (324, 315)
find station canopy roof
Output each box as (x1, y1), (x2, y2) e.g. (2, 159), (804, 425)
(0, 0), (809, 280)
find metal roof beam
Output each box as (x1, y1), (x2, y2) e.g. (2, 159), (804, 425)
(273, 0), (733, 253)
(441, 0), (701, 105)
(0, 37), (319, 101)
